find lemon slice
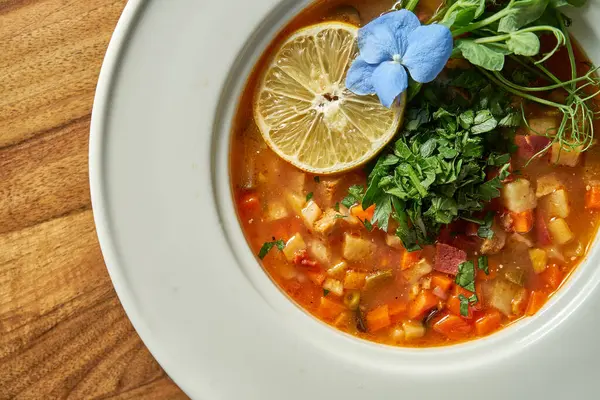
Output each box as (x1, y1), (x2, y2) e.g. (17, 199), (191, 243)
(254, 22), (406, 174)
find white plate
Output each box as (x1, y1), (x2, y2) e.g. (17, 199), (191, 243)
(90, 1), (600, 398)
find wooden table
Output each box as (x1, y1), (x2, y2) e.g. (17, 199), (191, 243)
(0, 1), (187, 398)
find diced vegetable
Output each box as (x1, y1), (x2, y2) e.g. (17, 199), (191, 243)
(323, 278), (344, 297)
(287, 170), (306, 194)
(313, 208), (342, 235)
(528, 248), (548, 274)
(507, 233), (534, 251)
(434, 243), (467, 275)
(475, 310), (502, 336)
(550, 143), (582, 167)
(433, 313), (473, 340)
(402, 321), (426, 340)
(317, 177), (341, 207)
(327, 261), (348, 277)
(585, 185), (600, 209)
(342, 234), (376, 261)
(265, 201), (289, 222)
(536, 173), (563, 198)
(401, 250), (422, 270)
(364, 269), (393, 290)
(565, 240), (584, 258)
(512, 281), (529, 317)
(433, 286), (448, 300)
(505, 268), (526, 286)
(480, 222), (507, 255)
(483, 279), (526, 316)
(421, 276), (432, 290)
(343, 270), (367, 290)
(308, 240), (330, 264)
(306, 271), (326, 286)
(547, 218), (574, 245)
(515, 135), (551, 160)
(408, 290), (438, 319)
(318, 297), (345, 320)
(239, 192), (260, 215)
(390, 328), (405, 343)
(511, 210), (534, 233)
(388, 300), (408, 318)
(283, 233), (306, 261)
(527, 116), (558, 136)
(366, 305), (391, 332)
(285, 192), (306, 215)
(501, 179), (537, 213)
(525, 290), (547, 316)
(350, 204), (375, 222)
(403, 259), (433, 284)
(343, 291), (361, 310)
(447, 294), (473, 319)
(301, 200), (322, 228)
(541, 264), (563, 290)
(431, 273), (454, 292)
(545, 246), (565, 262)
(535, 210), (552, 246)
(540, 189), (570, 218)
(385, 234), (404, 249)
(333, 311), (352, 328)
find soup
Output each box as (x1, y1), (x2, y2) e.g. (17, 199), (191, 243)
(230, 0), (600, 346)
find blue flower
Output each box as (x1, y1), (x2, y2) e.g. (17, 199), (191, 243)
(346, 10), (453, 108)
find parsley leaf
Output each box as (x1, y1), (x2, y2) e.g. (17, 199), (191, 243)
(323, 289), (330, 296)
(477, 212), (495, 239)
(478, 255), (489, 274)
(456, 261), (476, 292)
(306, 192), (314, 202)
(341, 185), (364, 208)
(458, 293), (479, 317)
(333, 202), (340, 212)
(258, 239), (285, 259)
(363, 219), (374, 231)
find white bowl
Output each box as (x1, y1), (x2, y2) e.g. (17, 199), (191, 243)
(90, 0), (600, 398)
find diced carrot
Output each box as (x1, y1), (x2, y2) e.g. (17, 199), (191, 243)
(431, 273), (454, 292)
(401, 250), (422, 270)
(475, 309), (502, 336)
(388, 300), (408, 318)
(540, 264), (563, 290)
(454, 285), (474, 298)
(239, 192), (260, 214)
(306, 271), (326, 286)
(350, 204), (376, 222)
(432, 313), (473, 339)
(525, 290), (547, 316)
(447, 295), (473, 319)
(586, 186), (600, 209)
(408, 290), (439, 319)
(511, 210), (534, 233)
(477, 266), (497, 281)
(366, 305), (391, 333)
(318, 297), (346, 320)
(343, 270), (367, 289)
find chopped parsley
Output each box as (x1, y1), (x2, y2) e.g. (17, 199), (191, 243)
(258, 239), (285, 259)
(333, 202), (340, 212)
(314, 176), (320, 183)
(477, 212), (495, 240)
(455, 260), (476, 292)
(458, 293), (478, 317)
(341, 185), (364, 208)
(323, 289), (330, 296)
(306, 192), (314, 202)
(363, 219), (374, 231)
(478, 255), (489, 275)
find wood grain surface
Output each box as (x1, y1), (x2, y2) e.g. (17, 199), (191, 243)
(0, 1), (188, 398)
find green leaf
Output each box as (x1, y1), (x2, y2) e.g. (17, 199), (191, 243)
(478, 255), (489, 274)
(323, 289), (330, 296)
(258, 239), (285, 259)
(498, 0), (550, 33)
(499, 112), (522, 127)
(478, 177), (503, 201)
(341, 185), (364, 208)
(306, 192), (314, 202)
(506, 31), (541, 56)
(456, 261), (476, 292)
(488, 153), (511, 166)
(334, 202), (340, 212)
(477, 212), (495, 239)
(420, 138), (438, 157)
(459, 110), (475, 129)
(455, 40), (505, 71)
(472, 110), (499, 134)
(371, 195), (393, 232)
(407, 78), (423, 101)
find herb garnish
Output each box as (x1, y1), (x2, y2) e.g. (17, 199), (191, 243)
(456, 260), (476, 292)
(333, 202), (341, 212)
(306, 192), (314, 202)
(478, 255), (489, 275)
(341, 185), (364, 208)
(459, 293), (478, 317)
(258, 239), (285, 259)
(323, 289), (330, 296)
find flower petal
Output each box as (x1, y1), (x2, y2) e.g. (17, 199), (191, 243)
(358, 23), (398, 64)
(345, 57), (377, 95)
(372, 61), (408, 108)
(378, 10), (421, 54)
(402, 24), (453, 83)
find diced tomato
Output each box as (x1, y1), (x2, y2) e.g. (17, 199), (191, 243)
(366, 305), (391, 332)
(535, 209), (552, 246)
(433, 313), (473, 339)
(434, 243), (467, 275)
(540, 264), (563, 290)
(239, 191), (260, 214)
(408, 290), (439, 319)
(526, 290), (547, 316)
(511, 210), (534, 233)
(475, 309), (502, 336)
(401, 250), (422, 270)
(585, 186), (600, 209)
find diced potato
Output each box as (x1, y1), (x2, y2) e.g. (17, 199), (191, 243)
(483, 279), (526, 316)
(403, 259), (433, 284)
(313, 208), (341, 235)
(265, 201), (289, 222)
(545, 246), (565, 262)
(287, 170), (306, 194)
(536, 173), (563, 198)
(507, 233), (533, 251)
(480, 222), (507, 255)
(550, 143), (583, 167)
(565, 240), (585, 258)
(527, 116), (558, 135)
(309, 240), (330, 264)
(540, 189), (570, 218)
(285, 192), (306, 215)
(342, 234), (376, 262)
(390, 327), (406, 343)
(301, 200), (322, 228)
(547, 218), (574, 245)
(283, 233), (306, 261)
(505, 268), (526, 286)
(402, 321), (426, 340)
(317, 177), (342, 207)
(385, 234), (404, 249)
(327, 261), (348, 277)
(323, 278), (344, 297)
(512, 287), (529, 316)
(529, 248), (548, 274)
(502, 179), (537, 212)
(343, 270), (367, 289)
